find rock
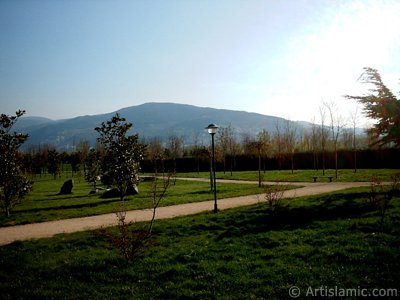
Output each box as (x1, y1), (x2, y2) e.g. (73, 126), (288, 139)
(101, 188), (121, 198)
(59, 179), (74, 194)
(89, 188), (99, 194)
(89, 186), (107, 194)
(126, 181), (139, 195)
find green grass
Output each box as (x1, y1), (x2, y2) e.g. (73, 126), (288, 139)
(0, 174), (268, 226)
(1, 187), (399, 299)
(177, 169), (400, 182)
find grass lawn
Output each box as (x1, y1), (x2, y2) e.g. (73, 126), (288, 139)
(0, 174), (269, 227)
(1, 187), (399, 299)
(176, 169), (400, 182)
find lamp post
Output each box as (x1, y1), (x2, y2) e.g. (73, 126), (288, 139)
(206, 123), (219, 213)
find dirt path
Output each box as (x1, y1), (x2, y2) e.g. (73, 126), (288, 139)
(0, 180), (370, 246)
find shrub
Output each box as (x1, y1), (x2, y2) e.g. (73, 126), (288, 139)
(264, 181), (285, 212)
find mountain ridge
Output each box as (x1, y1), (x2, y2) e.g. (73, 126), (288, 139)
(15, 102), (306, 150)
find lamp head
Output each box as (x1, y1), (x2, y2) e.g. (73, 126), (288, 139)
(206, 123), (219, 134)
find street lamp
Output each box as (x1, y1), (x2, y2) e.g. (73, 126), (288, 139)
(206, 123), (219, 213)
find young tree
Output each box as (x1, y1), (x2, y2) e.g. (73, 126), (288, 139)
(349, 105), (360, 173)
(166, 135), (184, 176)
(325, 101), (345, 179)
(146, 137), (165, 174)
(0, 110), (32, 217)
(345, 67), (400, 148)
(273, 119), (284, 170)
(283, 119), (297, 174)
(310, 118), (320, 171)
(241, 133), (263, 187)
(319, 104), (329, 175)
(84, 148), (102, 188)
(47, 148), (61, 179)
(189, 134), (208, 174)
(217, 126), (230, 174)
(95, 113), (145, 203)
(75, 139), (90, 177)
(257, 129), (271, 173)
(226, 125), (239, 176)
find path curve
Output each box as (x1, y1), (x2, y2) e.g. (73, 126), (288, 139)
(0, 180), (370, 245)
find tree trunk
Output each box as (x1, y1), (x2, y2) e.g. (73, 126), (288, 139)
(258, 151), (262, 187)
(291, 153), (294, 174)
(335, 146), (338, 179)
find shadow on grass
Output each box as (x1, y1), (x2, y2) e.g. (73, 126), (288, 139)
(215, 192), (383, 239)
(15, 198), (124, 213)
(37, 193), (99, 201)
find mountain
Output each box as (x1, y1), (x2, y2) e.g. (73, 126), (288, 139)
(14, 116), (54, 129)
(17, 102), (308, 150)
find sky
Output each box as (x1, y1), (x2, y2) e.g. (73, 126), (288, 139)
(1, 0), (399, 126)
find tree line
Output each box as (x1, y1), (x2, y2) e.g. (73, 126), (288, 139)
(1, 67), (399, 217)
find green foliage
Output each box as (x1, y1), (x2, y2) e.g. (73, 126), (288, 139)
(47, 149), (61, 179)
(346, 67), (400, 147)
(95, 113), (146, 201)
(1, 188), (399, 298)
(84, 148), (101, 188)
(0, 110), (32, 217)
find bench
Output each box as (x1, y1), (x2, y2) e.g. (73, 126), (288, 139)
(312, 176), (333, 182)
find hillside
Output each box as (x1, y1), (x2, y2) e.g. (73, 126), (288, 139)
(17, 102), (305, 150)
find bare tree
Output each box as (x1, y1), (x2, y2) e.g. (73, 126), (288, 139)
(273, 119), (285, 170)
(146, 137), (165, 174)
(217, 126), (229, 174)
(75, 139), (90, 177)
(190, 132), (203, 174)
(310, 118), (320, 171)
(257, 129), (271, 174)
(319, 104), (329, 176)
(148, 172), (172, 233)
(340, 128), (353, 149)
(241, 131), (270, 187)
(349, 105), (360, 173)
(241, 133), (255, 156)
(166, 135), (184, 176)
(298, 129), (311, 153)
(283, 119), (297, 174)
(217, 124), (237, 175)
(325, 101), (345, 179)
(102, 172), (172, 262)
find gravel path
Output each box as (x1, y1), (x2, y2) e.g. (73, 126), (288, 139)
(0, 180), (370, 245)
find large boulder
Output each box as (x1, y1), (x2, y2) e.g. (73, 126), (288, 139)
(59, 179), (74, 195)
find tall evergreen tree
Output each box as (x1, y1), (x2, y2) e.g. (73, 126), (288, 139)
(346, 67), (400, 148)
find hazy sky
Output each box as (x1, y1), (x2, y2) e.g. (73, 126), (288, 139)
(1, 0), (399, 125)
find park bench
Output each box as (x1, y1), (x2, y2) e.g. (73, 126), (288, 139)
(312, 176), (333, 182)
